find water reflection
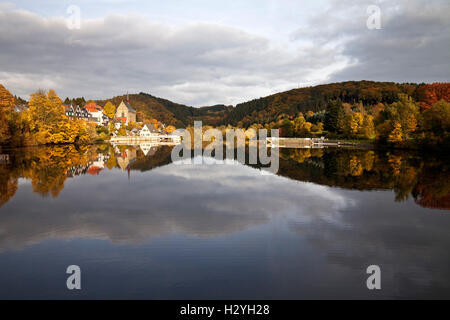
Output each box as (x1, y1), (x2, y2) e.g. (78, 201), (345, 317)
(0, 144), (449, 298)
(1, 144), (449, 210)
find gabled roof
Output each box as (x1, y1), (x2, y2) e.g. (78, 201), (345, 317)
(84, 102), (102, 113)
(14, 104), (28, 112)
(121, 101), (136, 113)
(62, 104), (73, 112)
(87, 166), (103, 176)
(142, 123), (158, 133)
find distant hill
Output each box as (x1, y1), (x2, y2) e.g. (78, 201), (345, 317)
(96, 93), (232, 127)
(97, 81), (448, 127)
(224, 81), (421, 127)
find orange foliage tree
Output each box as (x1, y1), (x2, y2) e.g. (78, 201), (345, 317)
(417, 83), (450, 111)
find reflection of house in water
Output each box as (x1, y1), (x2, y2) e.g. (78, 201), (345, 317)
(116, 149), (137, 170)
(67, 164), (90, 177)
(91, 154), (106, 169)
(87, 153), (110, 175)
(139, 143), (158, 156)
(66, 153), (109, 177)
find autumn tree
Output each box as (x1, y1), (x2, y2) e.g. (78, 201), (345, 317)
(382, 94), (420, 142)
(280, 119), (294, 137)
(293, 114), (306, 135)
(103, 101), (116, 119)
(422, 100), (450, 134)
(345, 112), (363, 137)
(388, 122), (403, 144)
(27, 90), (91, 145)
(421, 100), (450, 145)
(361, 115), (375, 139)
(117, 124), (127, 136)
(417, 83), (450, 111)
(0, 84), (14, 144)
(165, 125), (176, 133)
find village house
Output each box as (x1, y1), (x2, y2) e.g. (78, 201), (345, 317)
(139, 143), (158, 156)
(13, 104), (28, 113)
(115, 100), (136, 125)
(63, 104), (75, 119)
(84, 102), (109, 126)
(63, 104), (103, 123)
(139, 123), (159, 137)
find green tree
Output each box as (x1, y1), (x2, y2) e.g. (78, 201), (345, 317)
(280, 119), (294, 137)
(421, 100), (450, 136)
(324, 99), (344, 133)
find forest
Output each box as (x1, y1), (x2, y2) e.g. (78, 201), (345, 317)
(0, 81), (449, 149)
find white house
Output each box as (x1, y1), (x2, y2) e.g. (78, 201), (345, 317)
(139, 124), (158, 137)
(84, 102), (109, 126)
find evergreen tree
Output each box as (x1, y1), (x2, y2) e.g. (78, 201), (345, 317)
(324, 99), (343, 133)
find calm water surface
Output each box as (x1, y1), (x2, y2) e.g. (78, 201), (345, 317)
(0, 144), (449, 299)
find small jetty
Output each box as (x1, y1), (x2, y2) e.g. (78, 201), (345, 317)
(266, 137), (333, 148)
(266, 137), (370, 148)
(110, 134), (182, 145)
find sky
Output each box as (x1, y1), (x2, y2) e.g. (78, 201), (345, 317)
(0, 0), (449, 106)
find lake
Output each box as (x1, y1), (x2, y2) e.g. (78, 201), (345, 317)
(0, 144), (449, 299)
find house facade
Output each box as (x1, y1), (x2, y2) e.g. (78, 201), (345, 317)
(139, 124), (158, 137)
(84, 102), (109, 126)
(63, 104), (74, 119)
(115, 101), (136, 125)
(64, 104), (102, 123)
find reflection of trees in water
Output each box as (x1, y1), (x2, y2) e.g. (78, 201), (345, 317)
(0, 144), (175, 207)
(0, 164), (17, 207)
(278, 148), (450, 210)
(0, 144), (449, 210)
(1, 145), (94, 200)
(413, 159), (450, 210)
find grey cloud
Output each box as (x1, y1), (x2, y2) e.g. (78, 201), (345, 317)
(291, 0), (450, 83)
(0, 6), (339, 105)
(0, 1), (447, 106)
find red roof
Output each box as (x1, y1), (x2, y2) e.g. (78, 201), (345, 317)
(87, 166), (103, 175)
(84, 102), (102, 113)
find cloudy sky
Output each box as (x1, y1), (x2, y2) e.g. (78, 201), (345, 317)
(0, 0), (449, 106)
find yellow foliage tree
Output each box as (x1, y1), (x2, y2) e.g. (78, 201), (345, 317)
(103, 101), (116, 119)
(27, 90), (93, 145)
(0, 84), (14, 144)
(348, 112), (363, 136)
(388, 122), (403, 144)
(165, 125), (176, 133)
(362, 115), (375, 139)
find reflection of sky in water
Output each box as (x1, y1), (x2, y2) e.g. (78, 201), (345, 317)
(0, 158), (450, 299)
